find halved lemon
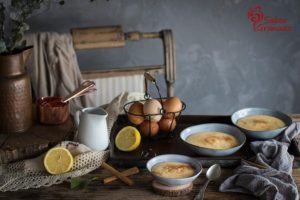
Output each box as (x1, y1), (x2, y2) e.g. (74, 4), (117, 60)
(115, 126), (141, 151)
(44, 147), (74, 175)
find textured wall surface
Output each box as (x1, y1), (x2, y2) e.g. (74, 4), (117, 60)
(28, 0), (300, 114)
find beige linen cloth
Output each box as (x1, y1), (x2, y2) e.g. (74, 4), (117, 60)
(25, 32), (94, 112)
(0, 92), (144, 192)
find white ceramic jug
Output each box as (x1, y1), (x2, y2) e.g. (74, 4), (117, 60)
(75, 106), (109, 151)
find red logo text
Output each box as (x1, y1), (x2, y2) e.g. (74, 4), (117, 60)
(247, 6), (293, 32)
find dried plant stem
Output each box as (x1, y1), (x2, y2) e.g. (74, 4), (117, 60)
(241, 159), (268, 169)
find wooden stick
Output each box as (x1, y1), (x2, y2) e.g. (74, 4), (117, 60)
(102, 162), (134, 186)
(103, 167), (139, 184)
(241, 159), (268, 169)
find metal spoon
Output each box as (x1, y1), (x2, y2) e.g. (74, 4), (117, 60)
(194, 164), (221, 200)
(62, 80), (96, 103)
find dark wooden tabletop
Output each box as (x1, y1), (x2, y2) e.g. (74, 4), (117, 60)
(0, 167), (249, 200)
(1, 114), (300, 199)
(1, 164), (300, 200)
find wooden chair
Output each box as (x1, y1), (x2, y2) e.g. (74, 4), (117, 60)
(71, 26), (176, 104)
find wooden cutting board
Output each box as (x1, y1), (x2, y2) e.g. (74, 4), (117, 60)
(0, 116), (75, 164)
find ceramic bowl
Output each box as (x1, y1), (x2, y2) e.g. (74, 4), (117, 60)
(146, 154), (202, 186)
(231, 107), (292, 140)
(180, 123), (246, 157)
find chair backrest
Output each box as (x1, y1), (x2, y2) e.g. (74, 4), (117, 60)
(71, 26), (176, 104)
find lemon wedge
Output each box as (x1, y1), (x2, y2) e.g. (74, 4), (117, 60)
(115, 126), (141, 151)
(44, 147), (73, 175)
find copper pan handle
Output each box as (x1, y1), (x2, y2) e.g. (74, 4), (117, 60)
(62, 81), (96, 103)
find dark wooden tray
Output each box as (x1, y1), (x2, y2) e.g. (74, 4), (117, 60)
(109, 115), (300, 168)
(0, 116), (75, 164)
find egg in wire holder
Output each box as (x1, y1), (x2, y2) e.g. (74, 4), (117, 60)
(123, 72), (186, 139)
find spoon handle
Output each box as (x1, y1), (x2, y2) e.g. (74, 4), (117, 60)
(62, 81), (96, 103)
(194, 179), (210, 200)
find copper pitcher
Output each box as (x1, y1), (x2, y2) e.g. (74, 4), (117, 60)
(0, 46), (33, 133)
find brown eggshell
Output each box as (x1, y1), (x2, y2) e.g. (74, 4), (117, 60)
(139, 120), (159, 137)
(163, 96), (182, 119)
(143, 99), (162, 122)
(159, 118), (177, 133)
(128, 102), (145, 125)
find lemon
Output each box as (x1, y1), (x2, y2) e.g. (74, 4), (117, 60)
(44, 147), (74, 175)
(115, 126), (141, 151)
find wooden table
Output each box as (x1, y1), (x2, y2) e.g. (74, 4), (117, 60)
(1, 163), (300, 200)
(1, 114), (300, 199)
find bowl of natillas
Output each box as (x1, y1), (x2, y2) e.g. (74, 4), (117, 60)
(180, 123), (246, 157)
(231, 107), (292, 140)
(146, 154), (202, 186)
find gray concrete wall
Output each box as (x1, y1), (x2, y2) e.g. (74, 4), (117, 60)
(28, 0), (300, 114)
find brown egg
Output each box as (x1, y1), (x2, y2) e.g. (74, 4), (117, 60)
(163, 96), (182, 119)
(128, 102), (145, 125)
(143, 99), (162, 122)
(139, 120), (159, 137)
(159, 118), (177, 133)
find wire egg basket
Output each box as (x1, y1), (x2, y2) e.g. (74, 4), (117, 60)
(123, 73), (186, 138)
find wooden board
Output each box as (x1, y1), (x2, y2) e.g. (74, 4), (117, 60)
(109, 115), (300, 168)
(71, 26), (125, 49)
(152, 181), (193, 196)
(0, 116), (75, 164)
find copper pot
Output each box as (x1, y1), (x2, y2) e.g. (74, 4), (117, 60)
(37, 96), (70, 125)
(36, 81), (96, 125)
(0, 46), (33, 133)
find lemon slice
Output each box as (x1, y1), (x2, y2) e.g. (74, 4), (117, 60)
(115, 126), (141, 151)
(44, 147), (74, 175)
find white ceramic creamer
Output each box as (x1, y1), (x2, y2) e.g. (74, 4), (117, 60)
(75, 106), (109, 151)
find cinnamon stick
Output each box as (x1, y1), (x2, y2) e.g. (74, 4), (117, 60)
(241, 159), (267, 169)
(103, 167), (139, 184)
(102, 162), (134, 186)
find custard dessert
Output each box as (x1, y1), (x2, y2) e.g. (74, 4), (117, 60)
(237, 115), (285, 131)
(151, 162), (195, 178)
(186, 132), (239, 150)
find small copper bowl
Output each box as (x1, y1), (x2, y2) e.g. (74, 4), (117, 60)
(37, 96), (70, 125)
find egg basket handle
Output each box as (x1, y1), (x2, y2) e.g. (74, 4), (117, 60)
(144, 72), (163, 106)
